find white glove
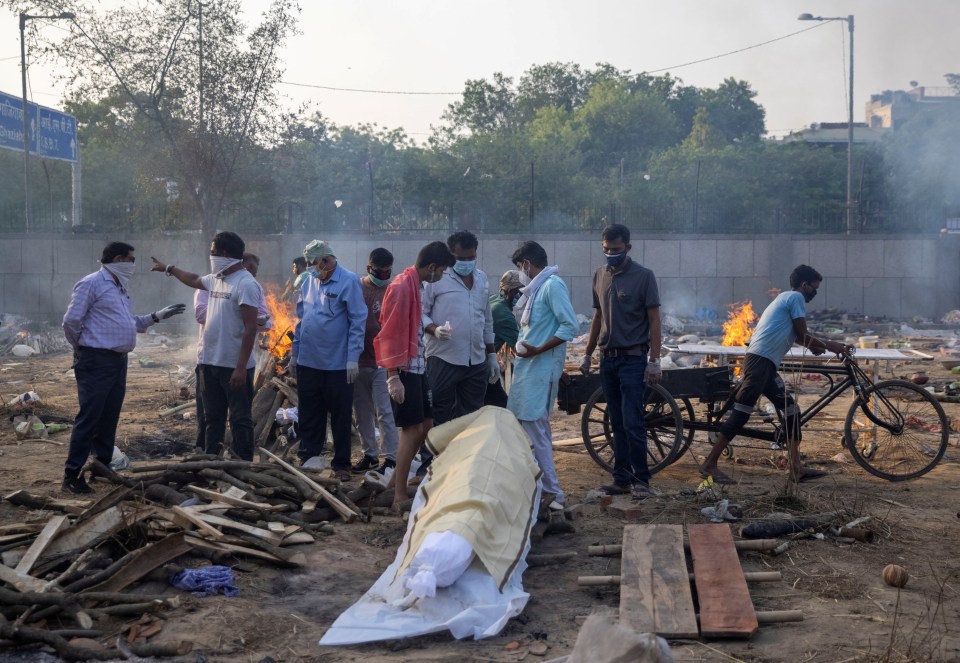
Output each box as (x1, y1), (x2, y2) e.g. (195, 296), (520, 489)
(432, 324), (452, 341)
(154, 303), (186, 320)
(645, 360), (663, 385)
(579, 354), (593, 375)
(346, 361), (359, 384)
(485, 352), (501, 384)
(387, 375), (405, 404)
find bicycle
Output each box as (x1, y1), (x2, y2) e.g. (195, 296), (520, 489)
(569, 348), (950, 482)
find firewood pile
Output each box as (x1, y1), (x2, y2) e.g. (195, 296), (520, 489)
(0, 449), (365, 660)
(0, 328), (70, 357)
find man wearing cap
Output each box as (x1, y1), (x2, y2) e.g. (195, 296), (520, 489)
(484, 270), (522, 407)
(421, 231), (499, 426)
(151, 231), (260, 461)
(292, 240), (367, 481)
(62, 241), (186, 493)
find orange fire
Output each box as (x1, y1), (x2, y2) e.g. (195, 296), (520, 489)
(263, 285), (296, 360)
(722, 301), (756, 347)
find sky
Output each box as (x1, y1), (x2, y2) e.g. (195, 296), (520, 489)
(1, 0), (958, 141)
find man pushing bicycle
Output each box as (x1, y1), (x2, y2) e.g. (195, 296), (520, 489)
(700, 265), (850, 484)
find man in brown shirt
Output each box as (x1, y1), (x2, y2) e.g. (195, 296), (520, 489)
(351, 248), (399, 474)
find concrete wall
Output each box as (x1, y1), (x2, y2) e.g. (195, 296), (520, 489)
(1, 233), (958, 334)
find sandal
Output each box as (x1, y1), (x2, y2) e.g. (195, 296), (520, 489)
(599, 483), (631, 495)
(631, 483), (651, 500)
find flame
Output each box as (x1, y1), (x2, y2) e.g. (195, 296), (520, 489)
(722, 301), (756, 347)
(263, 285), (296, 360)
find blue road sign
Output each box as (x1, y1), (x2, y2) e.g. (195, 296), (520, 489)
(0, 90), (78, 163)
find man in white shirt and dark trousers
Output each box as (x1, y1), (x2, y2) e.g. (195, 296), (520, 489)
(62, 241), (185, 493)
(151, 231), (260, 460)
(422, 231), (500, 428)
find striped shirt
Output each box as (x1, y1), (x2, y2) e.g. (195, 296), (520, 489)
(62, 268), (155, 353)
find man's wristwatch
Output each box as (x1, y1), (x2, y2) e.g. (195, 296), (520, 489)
(164, 264), (175, 276)
(151, 312), (160, 323)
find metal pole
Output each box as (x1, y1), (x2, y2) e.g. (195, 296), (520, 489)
(846, 15), (855, 234)
(529, 161), (535, 231)
(72, 154), (81, 227)
(20, 13), (31, 233)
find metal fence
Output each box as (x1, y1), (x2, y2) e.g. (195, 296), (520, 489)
(0, 199), (946, 235)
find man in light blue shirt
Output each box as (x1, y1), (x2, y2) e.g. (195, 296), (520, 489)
(701, 264), (848, 484)
(292, 240), (367, 480)
(507, 241), (578, 509)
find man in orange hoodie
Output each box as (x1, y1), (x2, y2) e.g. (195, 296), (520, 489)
(374, 241), (455, 512)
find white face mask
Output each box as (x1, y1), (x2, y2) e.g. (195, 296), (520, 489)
(518, 266), (531, 286)
(104, 262), (136, 288)
(211, 256), (241, 277)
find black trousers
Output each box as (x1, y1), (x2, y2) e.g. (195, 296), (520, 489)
(296, 365), (354, 471)
(66, 347), (128, 475)
(199, 364), (255, 460)
(426, 356), (487, 425)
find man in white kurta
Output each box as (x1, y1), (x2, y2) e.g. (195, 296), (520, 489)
(506, 241), (578, 508)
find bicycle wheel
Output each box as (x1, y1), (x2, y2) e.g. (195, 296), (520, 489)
(843, 380), (949, 481)
(580, 384), (684, 475)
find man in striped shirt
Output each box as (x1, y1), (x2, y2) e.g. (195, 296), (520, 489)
(62, 241), (185, 493)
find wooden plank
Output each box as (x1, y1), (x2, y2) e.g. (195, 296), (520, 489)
(81, 533), (191, 595)
(41, 505), (156, 561)
(0, 562), (49, 593)
(15, 515), (69, 574)
(169, 507), (225, 540)
(688, 524), (759, 638)
(619, 525), (698, 639)
(191, 512), (282, 544)
(184, 485), (286, 512)
(183, 532), (298, 566)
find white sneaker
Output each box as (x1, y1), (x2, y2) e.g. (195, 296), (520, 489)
(548, 500), (564, 511)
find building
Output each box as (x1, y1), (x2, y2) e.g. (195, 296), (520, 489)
(865, 86), (958, 130)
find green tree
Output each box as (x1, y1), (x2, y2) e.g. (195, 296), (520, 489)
(5, 0), (301, 238)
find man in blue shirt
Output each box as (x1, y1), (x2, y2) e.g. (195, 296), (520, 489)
(292, 240), (367, 480)
(700, 264), (849, 484)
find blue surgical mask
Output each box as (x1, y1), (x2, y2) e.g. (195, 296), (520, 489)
(454, 260), (476, 277)
(605, 252), (627, 268)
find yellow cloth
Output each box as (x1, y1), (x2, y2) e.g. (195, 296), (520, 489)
(396, 406), (541, 591)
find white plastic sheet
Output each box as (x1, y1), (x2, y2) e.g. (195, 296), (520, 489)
(319, 484), (538, 646)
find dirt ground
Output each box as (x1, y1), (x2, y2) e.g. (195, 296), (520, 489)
(1, 335), (959, 663)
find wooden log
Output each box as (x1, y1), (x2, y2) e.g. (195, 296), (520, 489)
(159, 402), (193, 418)
(75, 485), (134, 525)
(15, 515), (69, 574)
(217, 533), (307, 565)
(143, 484), (190, 507)
(198, 469), (265, 501)
(3, 490), (91, 514)
(0, 616), (165, 661)
(526, 551), (578, 567)
(130, 460), (254, 474)
(191, 512), (282, 544)
(587, 538), (781, 557)
(184, 532), (301, 567)
(168, 507), (226, 540)
(0, 561), (51, 593)
(269, 377), (299, 406)
(756, 610), (803, 624)
(258, 447), (359, 523)
(184, 485), (287, 512)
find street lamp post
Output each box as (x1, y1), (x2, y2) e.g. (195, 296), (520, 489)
(798, 12), (855, 235)
(20, 11), (75, 233)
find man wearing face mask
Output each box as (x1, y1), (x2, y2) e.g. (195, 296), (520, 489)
(581, 224), (662, 501)
(62, 241), (186, 493)
(422, 231), (498, 428)
(483, 270), (522, 408)
(292, 240), (367, 482)
(151, 231), (259, 461)
(350, 248), (399, 475)
(700, 264), (849, 484)
(507, 242), (578, 510)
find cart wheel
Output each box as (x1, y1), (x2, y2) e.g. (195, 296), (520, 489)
(843, 380), (949, 481)
(580, 384), (684, 475)
(664, 397), (697, 464)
